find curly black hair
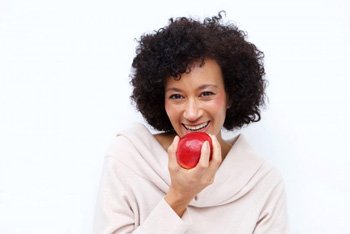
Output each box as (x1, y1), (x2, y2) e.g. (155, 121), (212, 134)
(130, 11), (267, 132)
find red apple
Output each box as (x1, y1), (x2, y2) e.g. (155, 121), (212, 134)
(176, 132), (213, 169)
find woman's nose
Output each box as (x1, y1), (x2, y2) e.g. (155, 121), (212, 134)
(183, 99), (201, 121)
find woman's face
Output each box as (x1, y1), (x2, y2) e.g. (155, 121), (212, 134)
(165, 59), (229, 140)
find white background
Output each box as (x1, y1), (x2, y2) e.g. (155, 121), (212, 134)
(1, 0), (349, 233)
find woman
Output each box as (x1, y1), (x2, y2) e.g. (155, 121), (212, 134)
(94, 12), (288, 234)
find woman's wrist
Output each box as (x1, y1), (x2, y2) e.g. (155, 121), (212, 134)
(164, 188), (192, 217)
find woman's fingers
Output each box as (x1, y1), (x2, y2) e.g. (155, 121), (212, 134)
(167, 134), (224, 196)
(208, 134), (223, 171)
(196, 141), (210, 169)
(167, 135), (180, 171)
(195, 134), (223, 172)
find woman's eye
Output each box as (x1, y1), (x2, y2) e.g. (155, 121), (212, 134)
(201, 91), (214, 97)
(169, 94), (183, 99)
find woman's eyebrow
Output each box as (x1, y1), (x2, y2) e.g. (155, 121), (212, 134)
(197, 84), (218, 90)
(166, 84), (218, 92)
(165, 87), (183, 92)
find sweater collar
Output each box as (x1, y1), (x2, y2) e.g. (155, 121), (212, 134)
(119, 123), (265, 207)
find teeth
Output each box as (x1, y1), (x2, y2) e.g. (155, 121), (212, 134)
(184, 122), (209, 131)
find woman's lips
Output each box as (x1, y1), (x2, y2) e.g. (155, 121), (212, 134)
(183, 121), (210, 132)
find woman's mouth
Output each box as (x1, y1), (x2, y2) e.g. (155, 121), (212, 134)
(183, 121), (210, 132)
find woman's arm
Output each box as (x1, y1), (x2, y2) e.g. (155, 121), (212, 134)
(94, 134), (222, 233)
(164, 135), (223, 217)
(93, 155), (192, 234)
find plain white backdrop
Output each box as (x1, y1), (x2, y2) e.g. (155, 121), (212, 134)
(1, 0), (349, 233)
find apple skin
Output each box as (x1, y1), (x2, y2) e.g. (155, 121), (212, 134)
(176, 132), (213, 169)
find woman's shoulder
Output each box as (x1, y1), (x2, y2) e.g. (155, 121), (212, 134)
(153, 131), (176, 152)
(104, 123), (153, 157)
(104, 122), (171, 160)
(229, 134), (285, 185)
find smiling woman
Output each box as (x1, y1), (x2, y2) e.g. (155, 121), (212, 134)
(94, 12), (289, 234)
(164, 59), (228, 139)
(163, 59), (233, 162)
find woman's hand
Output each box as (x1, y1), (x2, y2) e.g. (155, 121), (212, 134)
(164, 134), (222, 217)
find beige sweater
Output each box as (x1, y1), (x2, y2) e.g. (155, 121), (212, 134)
(94, 123), (289, 233)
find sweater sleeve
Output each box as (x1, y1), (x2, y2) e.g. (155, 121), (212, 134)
(253, 180), (289, 234)
(138, 198), (192, 234)
(93, 155), (192, 234)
